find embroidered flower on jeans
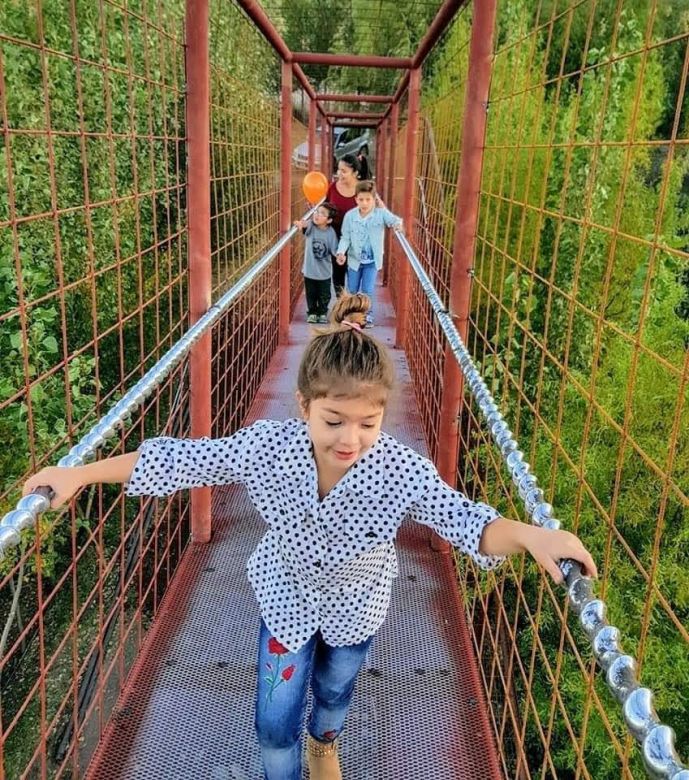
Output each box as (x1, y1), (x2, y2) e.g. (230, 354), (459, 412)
(264, 637), (296, 702)
(268, 637), (289, 655)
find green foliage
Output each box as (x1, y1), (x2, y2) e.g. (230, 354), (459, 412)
(424, 0), (689, 776)
(280, 0), (342, 86)
(0, 0), (190, 773)
(208, 0), (280, 293)
(270, 0), (437, 94)
(0, 0), (188, 523)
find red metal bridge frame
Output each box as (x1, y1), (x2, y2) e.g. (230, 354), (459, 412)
(186, 0), (212, 543)
(326, 112), (386, 121)
(210, 0), (498, 531)
(317, 94), (395, 104)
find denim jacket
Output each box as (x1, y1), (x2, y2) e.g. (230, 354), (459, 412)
(337, 206), (402, 271)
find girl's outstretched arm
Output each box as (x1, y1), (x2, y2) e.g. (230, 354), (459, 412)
(479, 517), (598, 583)
(22, 419), (285, 512)
(23, 452), (140, 510)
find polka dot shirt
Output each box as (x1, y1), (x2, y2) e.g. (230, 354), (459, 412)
(126, 418), (504, 653)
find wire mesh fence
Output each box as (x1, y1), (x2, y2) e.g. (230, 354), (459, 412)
(0, 0), (292, 775)
(401, 10), (474, 465)
(208, 0), (283, 441)
(0, 1), (190, 774)
(409, 1), (689, 777)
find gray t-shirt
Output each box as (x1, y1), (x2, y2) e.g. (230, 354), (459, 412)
(302, 223), (338, 281)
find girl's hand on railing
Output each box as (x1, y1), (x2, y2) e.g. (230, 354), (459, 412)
(23, 467), (84, 510)
(22, 452), (140, 510)
(524, 526), (598, 584)
(480, 517), (598, 583)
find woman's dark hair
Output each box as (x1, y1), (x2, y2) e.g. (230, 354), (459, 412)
(297, 293), (395, 406)
(338, 154), (362, 178)
(356, 151), (370, 180)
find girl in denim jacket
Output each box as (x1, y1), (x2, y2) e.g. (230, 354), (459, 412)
(336, 181), (402, 327)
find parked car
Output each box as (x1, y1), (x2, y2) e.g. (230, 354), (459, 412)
(291, 127), (374, 174)
(332, 127), (373, 165)
(291, 135), (322, 170)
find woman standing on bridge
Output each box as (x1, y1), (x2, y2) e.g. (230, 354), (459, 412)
(326, 154), (361, 297)
(24, 293), (597, 780)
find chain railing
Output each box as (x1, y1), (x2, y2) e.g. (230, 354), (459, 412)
(393, 227), (689, 780)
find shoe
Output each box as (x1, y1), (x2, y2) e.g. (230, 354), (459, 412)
(307, 314), (318, 324)
(317, 315), (328, 324)
(307, 735), (341, 780)
(365, 319), (374, 328)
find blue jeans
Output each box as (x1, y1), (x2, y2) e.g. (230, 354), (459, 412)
(254, 620), (373, 780)
(347, 262), (378, 318)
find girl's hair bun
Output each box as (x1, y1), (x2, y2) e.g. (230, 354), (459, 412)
(298, 292), (394, 404)
(330, 293), (370, 328)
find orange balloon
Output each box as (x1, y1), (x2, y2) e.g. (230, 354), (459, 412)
(302, 171), (329, 205)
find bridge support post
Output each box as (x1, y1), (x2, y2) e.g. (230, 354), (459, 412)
(437, 0), (497, 489)
(394, 67), (421, 349)
(376, 118), (387, 194)
(279, 60), (292, 345)
(383, 102), (399, 287)
(319, 116), (327, 174)
(376, 120), (385, 277)
(186, 0), (212, 543)
(325, 122), (332, 176)
(307, 94), (316, 170)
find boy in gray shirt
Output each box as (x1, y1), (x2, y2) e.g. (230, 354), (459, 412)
(294, 203), (339, 324)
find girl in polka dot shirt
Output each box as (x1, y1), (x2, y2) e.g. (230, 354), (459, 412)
(25, 293), (597, 780)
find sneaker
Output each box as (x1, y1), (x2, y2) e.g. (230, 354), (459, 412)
(317, 315), (328, 324)
(306, 314), (318, 324)
(365, 318), (374, 329)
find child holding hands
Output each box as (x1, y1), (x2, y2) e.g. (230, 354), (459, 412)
(295, 203), (339, 324)
(24, 293), (596, 780)
(336, 181), (402, 328)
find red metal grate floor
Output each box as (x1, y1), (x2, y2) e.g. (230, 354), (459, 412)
(85, 283), (503, 779)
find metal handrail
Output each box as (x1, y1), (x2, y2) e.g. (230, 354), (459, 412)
(392, 228), (689, 780)
(0, 207), (318, 560)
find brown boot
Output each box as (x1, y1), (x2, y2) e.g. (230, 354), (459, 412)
(306, 735), (342, 780)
